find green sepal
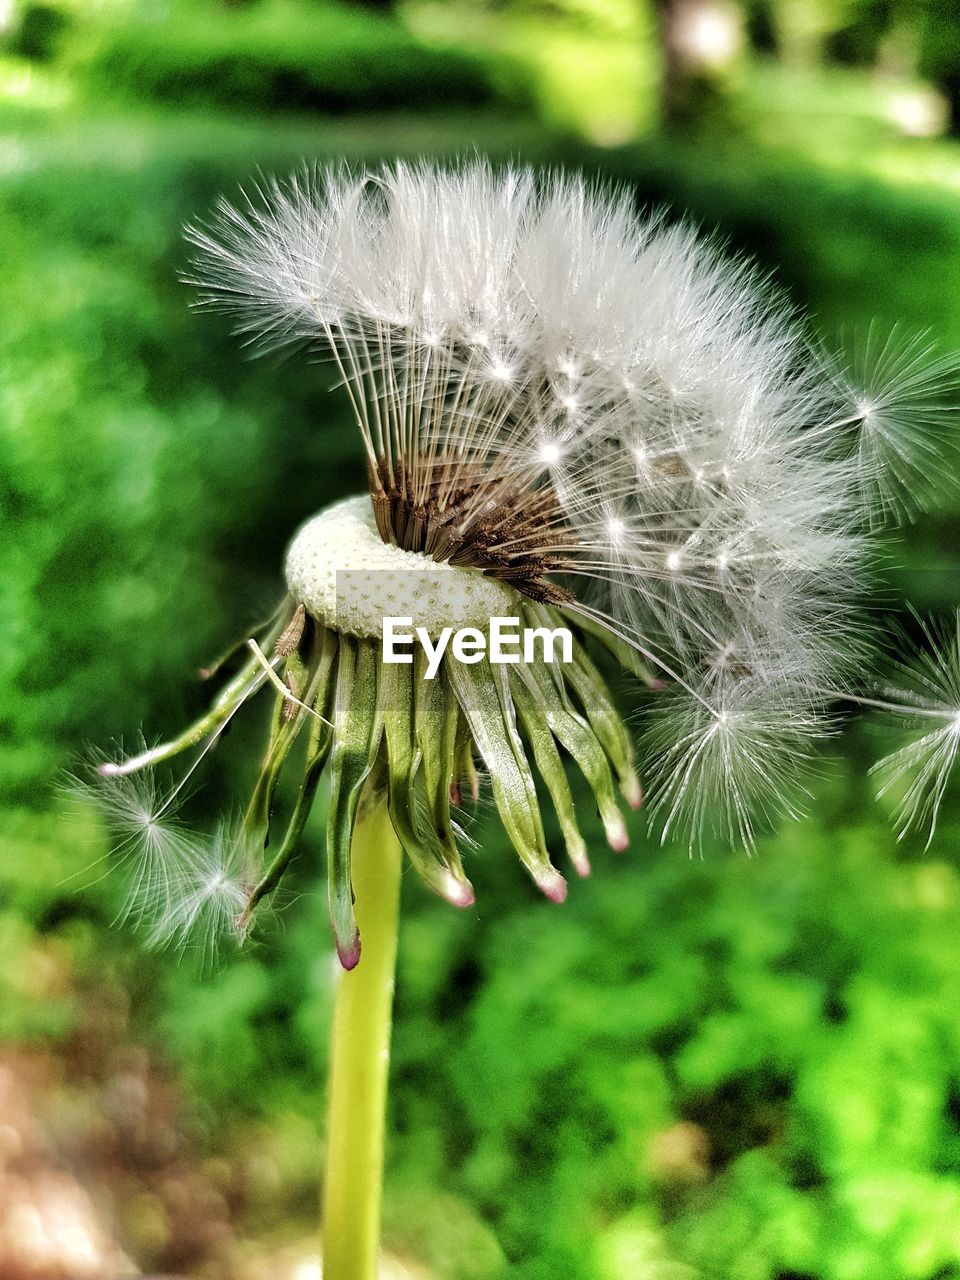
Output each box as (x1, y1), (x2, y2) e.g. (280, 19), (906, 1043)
(454, 718), (479, 803)
(280, 646), (309, 710)
(565, 643), (641, 810)
(413, 655), (474, 903)
(326, 637), (383, 968)
(515, 652), (629, 851)
(529, 603), (641, 812)
(240, 638), (323, 866)
(380, 660), (472, 905)
(104, 650), (269, 778)
(239, 627), (338, 930)
(447, 657), (565, 902)
(510, 670), (590, 877)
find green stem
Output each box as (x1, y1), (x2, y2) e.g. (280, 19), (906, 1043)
(322, 794), (402, 1280)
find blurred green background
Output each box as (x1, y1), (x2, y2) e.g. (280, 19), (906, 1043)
(3, 1), (960, 1276)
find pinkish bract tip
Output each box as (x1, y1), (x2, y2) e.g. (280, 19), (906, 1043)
(606, 817), (629, 853)
(624, 775), (644, 810)
(442, 872), (475, 908)
(336, 935), (362, 970)
(97, 761), (122, 778)
(538, 871), (568, 904)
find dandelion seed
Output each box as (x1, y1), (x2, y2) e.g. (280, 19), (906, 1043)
(871, 612), (960, 846)
(826, 327), (960, 523)
(163, 822), (250, 957)
(643, 677), (822, 849)
(78, 763), (198, 943)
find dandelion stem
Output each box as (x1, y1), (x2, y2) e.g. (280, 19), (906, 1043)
(322, 792), (402, 1280)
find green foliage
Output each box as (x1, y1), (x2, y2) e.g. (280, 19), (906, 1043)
(68, 1), (529, 115)
(916, 0), (960, 83)
(4, 2), (71, 62)
(0, 148), (365, 801)
(389, 812), (960, 1279)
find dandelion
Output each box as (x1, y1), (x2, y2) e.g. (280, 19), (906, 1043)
(89, 160), (960, 1280)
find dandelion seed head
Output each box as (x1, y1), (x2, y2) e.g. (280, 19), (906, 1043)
(181, 159), (960, 856)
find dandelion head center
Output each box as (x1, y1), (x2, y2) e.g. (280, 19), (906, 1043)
(367, 454), (574, 606)
(284, 495), (521, 638)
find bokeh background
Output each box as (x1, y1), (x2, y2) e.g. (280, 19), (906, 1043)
(4, 1), (960, 1276)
